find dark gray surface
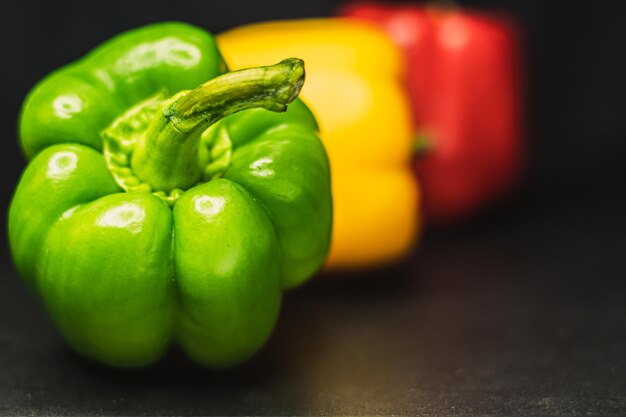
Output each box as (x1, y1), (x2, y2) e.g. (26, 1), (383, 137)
(1, 190), (625, 416)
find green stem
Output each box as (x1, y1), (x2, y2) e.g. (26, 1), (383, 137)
(413, 131), (433, 157)
(131, 58), (305, 193)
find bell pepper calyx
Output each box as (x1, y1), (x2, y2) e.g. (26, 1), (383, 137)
(102, 58), (305, 203)
(102, 94), (234, 206)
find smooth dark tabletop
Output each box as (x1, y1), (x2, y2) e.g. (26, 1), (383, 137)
(1, 188), (625, 416)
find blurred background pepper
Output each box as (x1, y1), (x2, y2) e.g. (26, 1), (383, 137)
(218, 19), (420, 269)
(341, 2), (523, 224)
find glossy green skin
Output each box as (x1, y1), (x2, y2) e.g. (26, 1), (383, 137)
(9, 23), (332, 368)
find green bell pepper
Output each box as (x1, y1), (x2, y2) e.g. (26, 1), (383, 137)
(9, 22), (332, 368)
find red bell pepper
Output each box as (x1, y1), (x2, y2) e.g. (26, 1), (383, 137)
(340, 2), (523, 224)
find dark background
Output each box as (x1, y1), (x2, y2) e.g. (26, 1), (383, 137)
(0, 0), (625, 415)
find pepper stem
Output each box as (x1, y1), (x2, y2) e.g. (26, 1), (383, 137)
(131, 58), (305, 193)
(413, 131), (433, 157)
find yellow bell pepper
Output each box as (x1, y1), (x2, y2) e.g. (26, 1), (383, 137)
(218, 18), (420, 269)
